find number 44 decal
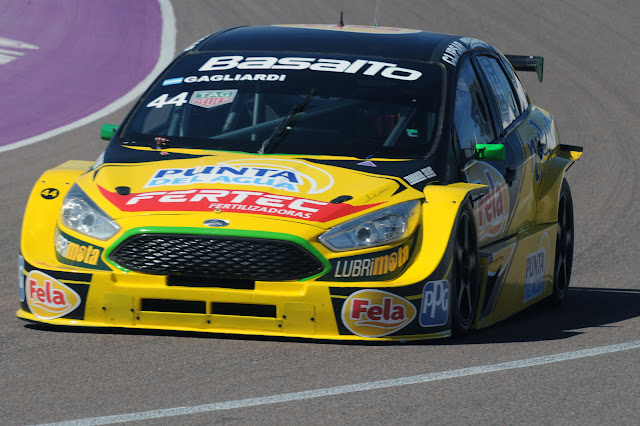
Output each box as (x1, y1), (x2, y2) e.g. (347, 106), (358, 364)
(40, 188), (59, 199)
(146, 92), (189, 108)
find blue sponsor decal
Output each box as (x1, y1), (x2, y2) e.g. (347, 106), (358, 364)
(145, 165), (303, 192)
(523, 247), (546, 302)
(18, 255), (25, 302)
(357, 160), (377, 167)
(162, 77), (184, 86)
(419, 280), (449, 327)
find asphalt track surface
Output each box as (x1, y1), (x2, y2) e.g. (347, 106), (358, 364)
(1, 0), (638, 424)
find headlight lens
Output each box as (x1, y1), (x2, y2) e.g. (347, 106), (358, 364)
(319, 200), (421, 251)
(61, 185), (120, 240)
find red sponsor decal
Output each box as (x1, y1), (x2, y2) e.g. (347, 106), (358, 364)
(350, 297), (407, 327)
(475, 168), (508, 240)
(191, 96), (231, 107)
(30, 279), (67, 307)
(98, 186), (381, 223)
(341, 289), (416, 337)
(26, 270), (81, 319)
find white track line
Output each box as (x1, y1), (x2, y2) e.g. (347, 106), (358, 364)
(38, 339), (640, 426)
(0, 0), (176, 155)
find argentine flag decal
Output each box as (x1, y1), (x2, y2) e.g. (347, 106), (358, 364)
(162, 77), (184, 86)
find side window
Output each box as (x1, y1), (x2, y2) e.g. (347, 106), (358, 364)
(476, 56), (519, 130)
(500, 57), (529, 111)
(454, 59), (496, 159)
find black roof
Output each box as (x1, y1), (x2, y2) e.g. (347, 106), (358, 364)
(194, 25), (465, 63)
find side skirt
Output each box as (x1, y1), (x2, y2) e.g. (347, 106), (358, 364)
(475, 223), (557, 329)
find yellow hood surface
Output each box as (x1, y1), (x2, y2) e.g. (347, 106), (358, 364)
(81, 150), (420, 229)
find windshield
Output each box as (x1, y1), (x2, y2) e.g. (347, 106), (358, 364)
(121, 52), (445, 158)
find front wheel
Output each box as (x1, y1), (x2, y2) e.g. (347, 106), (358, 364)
(550, 179), (574, 304)
(451, 204), (480, 335)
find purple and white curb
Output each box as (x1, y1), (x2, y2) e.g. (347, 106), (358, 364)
(0, 0), (176, 153)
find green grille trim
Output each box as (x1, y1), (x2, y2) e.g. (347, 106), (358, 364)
(104, 227), (330, 280)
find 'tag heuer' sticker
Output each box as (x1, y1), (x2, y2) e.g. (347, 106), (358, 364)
(26, 270), (81, 320)
(341, 289), (416, 337)
(189, 89), (237, 108)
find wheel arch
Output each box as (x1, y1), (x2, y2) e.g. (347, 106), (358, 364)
(416, 182), (486, 280)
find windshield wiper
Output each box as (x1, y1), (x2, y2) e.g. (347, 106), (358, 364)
(258, 88), (317, 154)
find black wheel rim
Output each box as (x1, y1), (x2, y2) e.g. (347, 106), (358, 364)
(454, 212), (479, 328)
(555, 191), (574, 298)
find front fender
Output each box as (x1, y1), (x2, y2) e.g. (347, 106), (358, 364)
(21, 161), (94, 263)
(411, 183), (486, 278)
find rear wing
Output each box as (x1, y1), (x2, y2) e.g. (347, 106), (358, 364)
(505, 55), (544, 83)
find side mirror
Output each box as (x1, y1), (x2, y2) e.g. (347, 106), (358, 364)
(475, 143), (505, 161)
(100, 124), (119, 141)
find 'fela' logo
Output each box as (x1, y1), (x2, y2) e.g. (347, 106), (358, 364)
(26, 270), (80, 320)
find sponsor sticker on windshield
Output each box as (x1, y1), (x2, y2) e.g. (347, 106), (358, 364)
(189, 89), (238, 108)
(198, 56), (423, 81)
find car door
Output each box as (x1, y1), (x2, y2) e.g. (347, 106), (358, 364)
(454, 55), (527, 248)
(496, 55), (557, 213)
(473, 54), (539, 242)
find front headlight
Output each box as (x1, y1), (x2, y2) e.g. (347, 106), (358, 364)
(61, 185), (120, 240)
(319, 199), (421, 251)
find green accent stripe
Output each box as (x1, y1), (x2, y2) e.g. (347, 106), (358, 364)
(105, 227), (330, 280)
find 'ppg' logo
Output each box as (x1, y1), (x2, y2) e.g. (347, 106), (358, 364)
(419, 280), (449, 327)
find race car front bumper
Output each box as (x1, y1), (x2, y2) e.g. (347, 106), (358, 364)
(17, 239), (454, 342)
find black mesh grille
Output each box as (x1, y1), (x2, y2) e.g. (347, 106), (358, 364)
(109, 234), (324, 281)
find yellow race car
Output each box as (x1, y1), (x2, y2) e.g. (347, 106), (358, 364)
(18, 25), (582, 341)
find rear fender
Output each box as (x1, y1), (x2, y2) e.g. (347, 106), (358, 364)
(536, 145), (582, 224)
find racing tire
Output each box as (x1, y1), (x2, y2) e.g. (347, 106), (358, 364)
(451, 204), (480, 335)
(550, 179), (574, 304)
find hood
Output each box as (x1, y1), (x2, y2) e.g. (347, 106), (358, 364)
(81, 149), (428, 229)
